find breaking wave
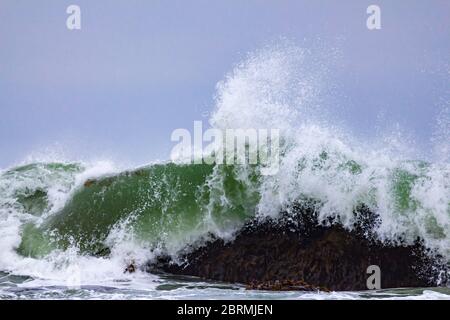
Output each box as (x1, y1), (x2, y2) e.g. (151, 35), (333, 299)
(0, 43), (448, 288)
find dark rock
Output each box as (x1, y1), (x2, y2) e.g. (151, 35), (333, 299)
(246, 279), (329, 292)
(148, 204), (448, 291)
(124, 261), (136, 274)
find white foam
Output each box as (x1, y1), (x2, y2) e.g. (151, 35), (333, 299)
(210, 42), (450, 258)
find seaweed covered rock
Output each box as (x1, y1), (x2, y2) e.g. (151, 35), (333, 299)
(148, 204), (448, 291)
(246, 279), (329, 292)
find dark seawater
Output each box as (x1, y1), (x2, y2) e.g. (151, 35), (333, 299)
(1, 271), (449, 300)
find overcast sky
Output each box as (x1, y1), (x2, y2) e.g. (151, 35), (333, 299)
(0, 0), (449, 167)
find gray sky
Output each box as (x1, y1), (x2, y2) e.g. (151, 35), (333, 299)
(0, 0), (449, 167)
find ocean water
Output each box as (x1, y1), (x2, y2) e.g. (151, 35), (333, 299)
(1, 270), (449, 300)
(0, 44), (448, 300)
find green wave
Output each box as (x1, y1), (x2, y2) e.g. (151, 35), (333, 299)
(17, 163), (261, 257)
(3, 155), (448, 260)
